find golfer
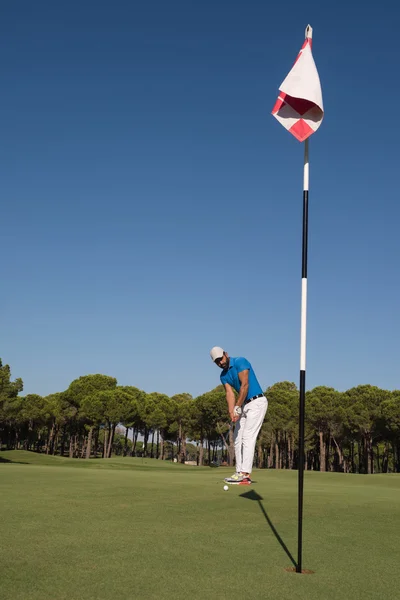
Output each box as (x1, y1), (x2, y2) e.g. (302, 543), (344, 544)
(210, 347), (268, 485)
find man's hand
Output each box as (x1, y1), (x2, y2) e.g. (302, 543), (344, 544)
(230, 409), (240, 423)
(224, 383), (244, 423)
(231, 405), (242, 423)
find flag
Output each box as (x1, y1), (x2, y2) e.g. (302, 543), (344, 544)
(272, 30), (323, 142)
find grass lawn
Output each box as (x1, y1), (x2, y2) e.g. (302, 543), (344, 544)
(1, 450), (399, 600)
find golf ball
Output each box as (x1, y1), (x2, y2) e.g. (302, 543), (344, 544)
(223, 485), (229, 491)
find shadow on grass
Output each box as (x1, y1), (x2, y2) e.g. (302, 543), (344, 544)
(0, 456), (28, 464)
(239, 489), (297, 568)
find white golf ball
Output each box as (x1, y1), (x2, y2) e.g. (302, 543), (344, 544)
(223, 485), (229, 491)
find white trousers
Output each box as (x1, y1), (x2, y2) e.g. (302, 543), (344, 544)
(234, 396), (268, 474)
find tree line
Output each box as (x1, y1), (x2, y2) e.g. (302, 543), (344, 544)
(0, 358), (399, 473)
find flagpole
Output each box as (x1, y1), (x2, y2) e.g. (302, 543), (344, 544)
(297, 135), (309, 573)
(271, 21), (323, 574)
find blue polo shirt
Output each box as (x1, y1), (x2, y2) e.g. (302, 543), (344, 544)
(220, 357), (263, 401)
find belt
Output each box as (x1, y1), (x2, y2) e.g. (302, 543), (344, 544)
(246, 393), (264, 403)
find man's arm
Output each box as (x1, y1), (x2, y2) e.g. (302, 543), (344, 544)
(224, 383), (237, 422)
(236, 369), (249, 409)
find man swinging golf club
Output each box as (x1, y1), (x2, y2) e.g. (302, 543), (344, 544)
(210, 347), (268, 485)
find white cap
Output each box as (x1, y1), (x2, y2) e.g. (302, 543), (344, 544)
(210, 346), (224, 362)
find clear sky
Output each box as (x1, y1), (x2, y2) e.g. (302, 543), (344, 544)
(2, 0), (399, 399)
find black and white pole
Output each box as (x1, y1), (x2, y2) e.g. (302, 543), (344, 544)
(297, 134), (309, 574)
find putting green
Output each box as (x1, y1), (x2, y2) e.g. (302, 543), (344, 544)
(1, 451), (399, 599)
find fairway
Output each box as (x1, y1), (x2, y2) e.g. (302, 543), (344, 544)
(1, 452), (400, 600)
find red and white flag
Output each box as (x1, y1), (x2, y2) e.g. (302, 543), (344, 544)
(272, 27), (323, 142)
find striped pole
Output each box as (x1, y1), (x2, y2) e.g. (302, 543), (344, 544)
(297, 135), (309, 574)
(271, 22), (323, 575)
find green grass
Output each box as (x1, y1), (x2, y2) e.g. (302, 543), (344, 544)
(1, 450), (400, 600)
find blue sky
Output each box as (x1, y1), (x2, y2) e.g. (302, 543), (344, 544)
(2, 0), (399, 399)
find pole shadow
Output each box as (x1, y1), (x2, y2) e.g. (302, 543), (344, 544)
(239, 489), (297, 568)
